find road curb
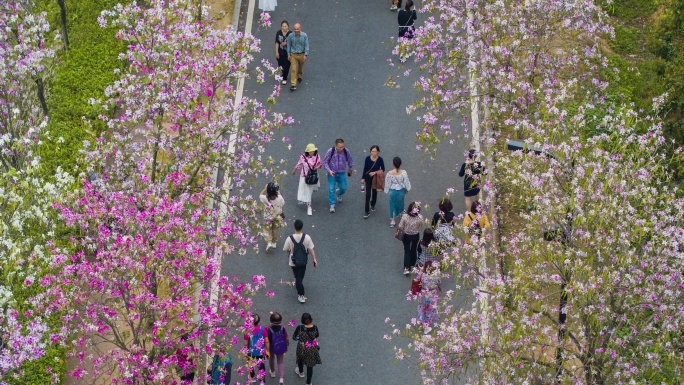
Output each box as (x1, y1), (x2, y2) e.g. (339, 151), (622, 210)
(232, 0), (242, 29)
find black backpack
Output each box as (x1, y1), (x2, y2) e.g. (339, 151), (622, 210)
(290, 234), (309, 267)
(467, 213), (482, 239)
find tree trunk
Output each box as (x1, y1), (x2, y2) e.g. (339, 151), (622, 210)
(555, 280), (567, 379)
(33, 76), (48, 116)
(58, 0), (70, 50)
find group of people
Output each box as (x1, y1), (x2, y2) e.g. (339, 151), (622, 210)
(259, 140), (490, 291)
(241, 312), (322, 385)
(274, 21), (309, 91)
(269, 1), (417, 96)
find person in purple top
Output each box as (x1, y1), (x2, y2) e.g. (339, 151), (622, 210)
(322, 138), (355, 213)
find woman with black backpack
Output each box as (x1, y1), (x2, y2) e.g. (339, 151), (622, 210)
(293, 312), (321, 385)
(292, 143), (322, 216)
(267, 312), (289, 385)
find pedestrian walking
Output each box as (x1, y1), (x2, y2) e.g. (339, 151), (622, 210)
(397, 0), (417, 39)
(431, 197), (456, 243)
(283, 219), (318, 303)
(398, 201), (423, 275)
(322, 139), (355, 213)
(286, 23), (309, 91)
(244, 314), (270, 385)
(293, 312), (321, 385)
(275, 21), (292, 85)
(361, 145), (385, 219)
(267, 312), (289, 385)
(209, 354), (232, 385)
(292, 143), (322, 216)
(458, 149), (485, 210)
(416, 261), (442, 332)
(384, 156), (411, 227)
(417, 228), (441, 267)
(259, 182), (285, 251)
(259, 0), (276, 12)
(177, 334), (197, 384)
(463, 201), (491, 245)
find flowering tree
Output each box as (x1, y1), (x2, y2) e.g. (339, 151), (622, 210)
(44, 0), (289, 382)
(0, 3), (69, 381)
(391, 103), (684, 384)
(389, 0), (684, 383)
(393, 0), (612, 149)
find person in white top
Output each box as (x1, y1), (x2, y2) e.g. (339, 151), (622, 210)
(260, 182), (285, 251)
(292, 143), (322, 216)
(384, 157), (412, 227)
(259, 0), (277, 12)
(282, 219), (318, 303)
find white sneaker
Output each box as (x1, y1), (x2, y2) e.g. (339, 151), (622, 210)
(329, 205), (335, 213)
(307, 206), (312, 216)
(270, 369), (276, 378)
(281, 80), (288, 85)
(270, 242), (277, 249)
(298, 295), (306, 303)
(390, 5), (398, 10)
(265, 243), (272, 251)
(295, 367), (306, 378)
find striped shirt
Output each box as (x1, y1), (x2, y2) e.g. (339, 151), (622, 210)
(286, 32), (310, 56)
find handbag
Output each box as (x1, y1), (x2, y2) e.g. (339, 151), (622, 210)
(395, 228), (405, 241)
(304, 156), (319, 185)
(410, 274), (422, 295)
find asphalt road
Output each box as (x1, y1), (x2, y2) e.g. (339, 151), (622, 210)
(222, 0), (469, 383)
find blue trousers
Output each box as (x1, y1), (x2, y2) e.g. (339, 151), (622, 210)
(388, 189), (405, 219)
(327, 172), (347, 205)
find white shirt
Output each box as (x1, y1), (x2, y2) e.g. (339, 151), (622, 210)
(259, 194), (285, 220)
(282, 233), (315, 267)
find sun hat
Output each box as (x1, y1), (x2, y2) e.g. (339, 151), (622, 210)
(305, 143), (317, 152)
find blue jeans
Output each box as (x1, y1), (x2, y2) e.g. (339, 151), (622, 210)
(388, 189), (405, 219)
(327, 172), (347, 205)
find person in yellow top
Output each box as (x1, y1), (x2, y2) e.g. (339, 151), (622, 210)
(462, 201), (491, 244)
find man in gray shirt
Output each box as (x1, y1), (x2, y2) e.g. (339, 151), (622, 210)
(286, 22), (309, 91)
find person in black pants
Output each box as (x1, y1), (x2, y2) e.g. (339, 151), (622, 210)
(361, 145), (385, 218)
(275, 21), (292, 85)
(283, 220), (318, 303)
(398, 202), (424, 275)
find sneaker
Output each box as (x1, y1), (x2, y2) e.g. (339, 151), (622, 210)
(298, 295), (306, 303)
(335, 190), (342, 203)
(403, 268), (410, 275)
(297, 77), (302, 84)
(330, 205), (335, 213)
(307, 206), (312, 216)
(265, 243), (272, 251)
(270, 370), (276, 378)
(390, 5), (398, 10)
(281, 80), (288, 85)
(279, 380), (284, 385)
(370, 206), (376, 211)
(364, 212), (370, 219)
(295, 367), (305, 378)
(250, 379), (257, 384)
(390, 222), (396, 227)
(290, 86), (296, 91)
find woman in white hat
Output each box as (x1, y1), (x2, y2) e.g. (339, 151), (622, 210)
(292, 143), (322, 216)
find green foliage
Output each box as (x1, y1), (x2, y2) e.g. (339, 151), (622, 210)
(605, 0), (659, 22)
(653, 0), (684, 146)
(36, 0), (125, 177)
